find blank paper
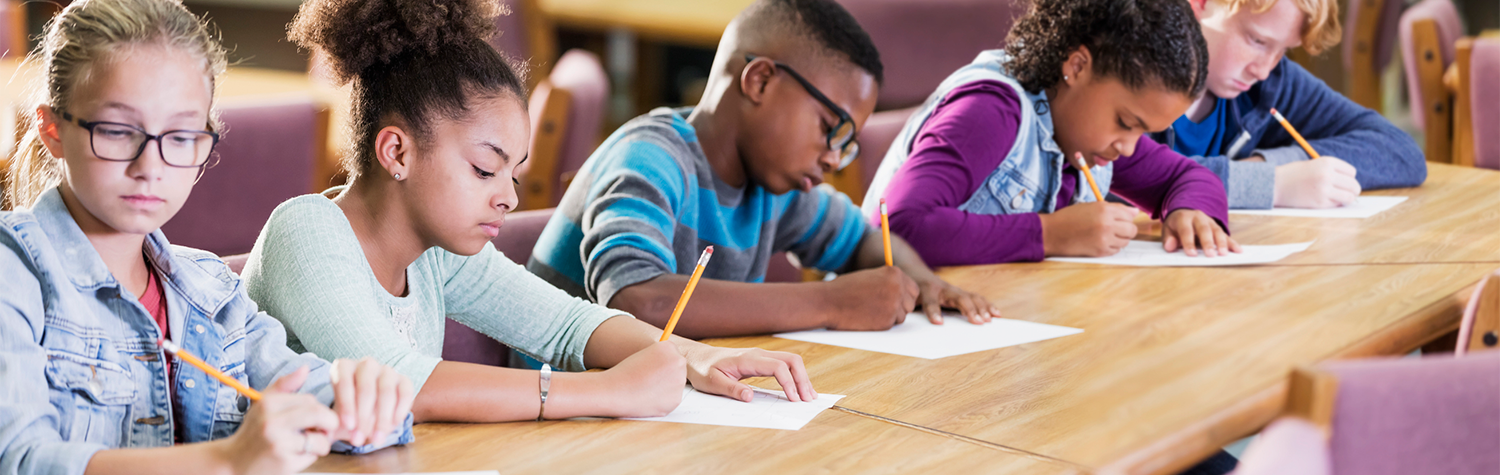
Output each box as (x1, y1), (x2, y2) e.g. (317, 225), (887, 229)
(774, 313), (1083, 359)
(1229, 196), (1408, 218)
(624, 386), (845, 430)
(1046, 240), (1314, 267)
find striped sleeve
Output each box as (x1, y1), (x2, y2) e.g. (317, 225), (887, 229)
(774, 186), (867, 273)
(578, 140), (688, 307)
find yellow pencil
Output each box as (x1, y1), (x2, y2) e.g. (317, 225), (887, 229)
(880, 198), (893, 266)
(1269, 108), (1321, 159)
(1074, 153), (1105, 202)
(659, 246), (713, 341)
(158, 338), (263, 401)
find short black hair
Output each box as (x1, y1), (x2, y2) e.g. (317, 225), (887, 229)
(748, 0), (884, 85)
(289, 0), (528, 180)
(1004, 0), (1207, 97)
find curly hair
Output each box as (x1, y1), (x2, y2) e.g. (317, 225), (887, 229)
(289, 0), (527, 180)
(1003, 0), (1208, 97)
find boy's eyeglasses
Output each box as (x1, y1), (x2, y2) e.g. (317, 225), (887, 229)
(744, 55), (860, 171)
(53, 108), (219, 168)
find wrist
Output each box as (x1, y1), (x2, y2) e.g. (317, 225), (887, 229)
(812, 280), (844, 329)
(1037, 212), (1057, 257)
(200, 439), (240, 475)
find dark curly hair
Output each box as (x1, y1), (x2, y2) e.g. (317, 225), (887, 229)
(1003, 0), (1207, 97)
(289, 0), (527, 180)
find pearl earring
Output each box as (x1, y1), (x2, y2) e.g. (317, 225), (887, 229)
(394, 173), (402, 180)
(1064, 75), (1070, 81)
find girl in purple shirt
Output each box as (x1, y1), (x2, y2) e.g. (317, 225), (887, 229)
(866, 0), (1240, 266)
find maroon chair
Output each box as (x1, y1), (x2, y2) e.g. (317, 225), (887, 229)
(162, 97), (323, 256)
(518, 49), (610, 210)
(1467, 37), (1500, 170)
(441, 207), (557, 367)
(839, 0), (1020, 111)
(1398, 0), (1463, 133)
(1235, 350), (1500, 475)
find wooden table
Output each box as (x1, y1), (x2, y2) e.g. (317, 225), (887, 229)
(1041, 163), (1500, 268)
(307, 408), (1082, 474)
(304, 163), (1497, 474)
(535, 0), (750, 46)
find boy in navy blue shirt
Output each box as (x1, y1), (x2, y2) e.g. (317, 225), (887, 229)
(1157, 0), (1426, 209)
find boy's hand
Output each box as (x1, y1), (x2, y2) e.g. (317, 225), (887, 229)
(1273, 157), (1360, 209)
(914, 277), (997, 325)
(1163, 209), (1241, 257)
(679, 343), (816, 403)
(822, 266), (918, 331)
(1039, 201), (1138, 257)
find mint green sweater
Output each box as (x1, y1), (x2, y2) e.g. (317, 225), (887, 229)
(242, 193), (621, 390)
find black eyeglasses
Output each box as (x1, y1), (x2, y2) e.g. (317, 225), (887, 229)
(54, 108), (220, 168)
(745, 54), (860, 170)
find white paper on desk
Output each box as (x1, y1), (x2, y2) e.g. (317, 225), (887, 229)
(624, 386), (845, 430)
(1045, 240), (1314, 267)
(1229, 196), (1408, 218)
(775, 313), (1083, 359)
(303, 472), (497, 475)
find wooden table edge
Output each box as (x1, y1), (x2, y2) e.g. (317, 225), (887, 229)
(1091, 277), (1478, 475)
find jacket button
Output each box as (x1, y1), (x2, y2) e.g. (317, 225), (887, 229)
(195, 324), (206, 334)
(1011, 193), (1027, 209)
(184, 379), (196, 389)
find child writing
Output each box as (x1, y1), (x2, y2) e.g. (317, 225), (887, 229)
(863, 0), (1240, 266)
(528, 0), (1000, 336)
(0, 1), (414, 474)
(242, 0), (816, 423)
(1159, 0), (1425, 209)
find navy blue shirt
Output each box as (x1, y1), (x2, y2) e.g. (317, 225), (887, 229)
(1170, 97), (1231, 158)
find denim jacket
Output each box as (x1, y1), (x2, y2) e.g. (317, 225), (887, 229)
(0, 188), (412, 475)
(864, 49), (1113, 218)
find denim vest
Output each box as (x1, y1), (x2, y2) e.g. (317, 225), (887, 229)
(863, 50), (1113, 219)
(0, 188), (409, 475)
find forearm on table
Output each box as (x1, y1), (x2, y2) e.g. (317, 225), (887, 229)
(84, 444), (232, 475)
(607, 276), (832, 339)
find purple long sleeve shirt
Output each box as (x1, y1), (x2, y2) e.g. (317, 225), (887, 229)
(883, 80), (1230, 266)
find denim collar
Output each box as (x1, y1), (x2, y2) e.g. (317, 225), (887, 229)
(29, 187), (238, 315)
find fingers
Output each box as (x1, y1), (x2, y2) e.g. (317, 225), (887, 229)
(1175, 218), (1199, 256)
(1194, 217), (1219, 257)
(352, 358), (379, 446)
(770, 351), (818, 401)
(921, 286), (943, 325)
(1226, 235), (1243, 253)
(302, 429), (332, 457)
(373, 365), (400, 447)
(331, 359), (357, 435)
(267, 365), (311, 394)
(1162, 233), (1179, 253)
(393, 376), (414, 437)
(951, 291), (980, 324)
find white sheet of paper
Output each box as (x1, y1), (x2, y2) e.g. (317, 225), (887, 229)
(1229, 196), (1408, 218)
(624, 386), (845, 430)
(304, 472), (497, 475)
(1045, 240), (1314, 267)
(774, 313), (1083, 359)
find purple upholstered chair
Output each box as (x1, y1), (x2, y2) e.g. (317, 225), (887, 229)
(839, 0), (1020, 111)
(518, 49), (610, 210)
(161, 97), (323, 256)
(856, 107), (918, 197)
(1398, 0), (1464, 131)
(441, 207), (557, 367)
(1468, 37), (1500, 170)
(1233, 350), (1500, 475)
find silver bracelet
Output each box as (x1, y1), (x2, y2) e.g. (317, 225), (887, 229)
(536, 363), (551, 421)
